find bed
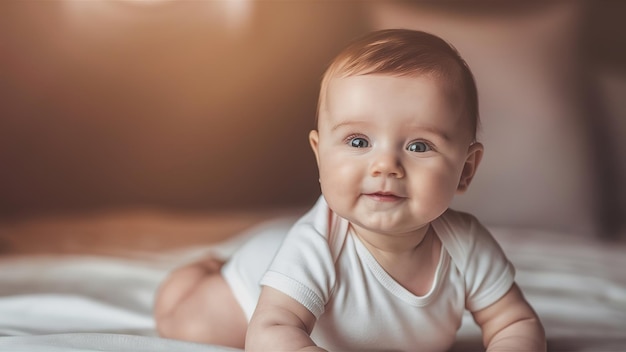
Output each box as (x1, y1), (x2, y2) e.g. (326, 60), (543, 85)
(1, 211), (625, 352)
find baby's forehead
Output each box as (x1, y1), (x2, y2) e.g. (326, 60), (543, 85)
(322, 72), (463, 111)
(318, 73), (472, 135)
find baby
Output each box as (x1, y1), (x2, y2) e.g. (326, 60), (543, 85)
(155, 29), (546, 351)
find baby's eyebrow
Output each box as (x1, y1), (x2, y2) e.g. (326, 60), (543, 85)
(329, 120), (369, 132)
(408, 125), (451, 141)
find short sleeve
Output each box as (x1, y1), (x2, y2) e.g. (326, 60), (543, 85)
(463, 217), (516, 312)
(260, 198), (337, 318)
(434, 210), (516, 313)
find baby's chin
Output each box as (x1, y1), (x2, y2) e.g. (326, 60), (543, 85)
(340, 212), (432, 237)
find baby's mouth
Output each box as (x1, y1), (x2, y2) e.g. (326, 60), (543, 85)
(365, 192), (404, 202)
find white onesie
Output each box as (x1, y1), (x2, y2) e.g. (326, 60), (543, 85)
(222, 196), (514, 351)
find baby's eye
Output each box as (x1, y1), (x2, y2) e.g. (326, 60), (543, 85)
(348, 137), (369, 148)
(407, 141), (432, 153)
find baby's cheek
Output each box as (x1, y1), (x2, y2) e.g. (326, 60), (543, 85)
(332, 163), (359, 181)
(320, 161), (360, 203)
(322, 155), (355, 177)
(434, 171), (462, 203)
(415, 168), (458, 203)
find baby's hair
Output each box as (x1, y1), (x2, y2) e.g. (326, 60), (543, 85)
(317, 29), (480, 140)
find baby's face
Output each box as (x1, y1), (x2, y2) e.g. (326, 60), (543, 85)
(310, 73), (481, 238)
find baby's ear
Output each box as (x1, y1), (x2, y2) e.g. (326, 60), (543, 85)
(457, 142), (484, 193)
(309, 130), (321, 167)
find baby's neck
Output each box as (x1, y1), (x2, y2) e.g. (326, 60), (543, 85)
(352, 224), (441, 296)
(351, 223), (432, 256)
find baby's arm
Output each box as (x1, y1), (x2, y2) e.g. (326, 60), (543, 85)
(246, 286), (325, 352)
(472, 283), (546, 351)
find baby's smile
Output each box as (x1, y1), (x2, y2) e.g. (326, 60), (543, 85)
(363, 192), (405, 203)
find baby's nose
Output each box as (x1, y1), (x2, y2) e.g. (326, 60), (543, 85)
(370, 151), (405, 178)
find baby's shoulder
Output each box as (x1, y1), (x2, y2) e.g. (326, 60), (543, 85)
(287, 196), (349, 257)
(435, 208), (487, 239)
(433, 209), (500, 269)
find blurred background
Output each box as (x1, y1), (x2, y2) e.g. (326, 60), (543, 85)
(1, 0), (625, 244)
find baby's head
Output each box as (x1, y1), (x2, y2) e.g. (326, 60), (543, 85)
(310, 29), (484, 236)
(317, 29), (479, 141)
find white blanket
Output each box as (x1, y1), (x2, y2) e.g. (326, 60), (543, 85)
(1, 220), (625, 351)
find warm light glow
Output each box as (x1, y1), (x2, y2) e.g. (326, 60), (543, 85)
(116, 0), (173, 4)
(61, 0), (254, 33)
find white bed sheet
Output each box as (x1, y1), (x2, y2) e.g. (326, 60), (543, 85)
(0, 218), (625, 351)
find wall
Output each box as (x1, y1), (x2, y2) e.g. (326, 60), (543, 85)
(1, 1), (624, 237)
